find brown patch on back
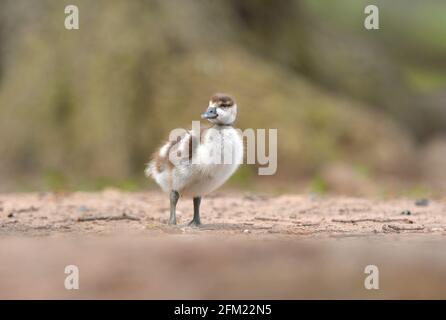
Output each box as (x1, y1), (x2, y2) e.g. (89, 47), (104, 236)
(151, 125), (215, 172)
(152, 139), (179, 173)
(188, 135), (193, 161)
(152, 131), (198, 172)
(152, 142), (169, 173)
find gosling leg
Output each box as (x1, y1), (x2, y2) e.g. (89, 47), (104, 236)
(188, 196), (202, 227)
(169, 190), (179, 225)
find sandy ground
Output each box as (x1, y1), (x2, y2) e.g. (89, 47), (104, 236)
(0, 190), (445, 299)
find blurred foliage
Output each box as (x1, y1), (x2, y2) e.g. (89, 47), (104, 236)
(309, 176), (329, 195)
(0, 0), (445, 195)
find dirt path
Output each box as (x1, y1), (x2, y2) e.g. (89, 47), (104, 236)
(1, 190), (445, 237)
(0, 190), (445, 299)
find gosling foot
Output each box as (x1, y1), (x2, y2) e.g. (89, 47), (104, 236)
(188, 219), (201, 227)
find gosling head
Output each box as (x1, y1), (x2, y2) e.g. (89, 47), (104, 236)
(201, 93), (237, 125)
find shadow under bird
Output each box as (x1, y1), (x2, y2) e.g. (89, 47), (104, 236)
(145, 93), (243, 226)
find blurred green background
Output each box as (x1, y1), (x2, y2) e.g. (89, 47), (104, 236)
(0, 0), (445, 196)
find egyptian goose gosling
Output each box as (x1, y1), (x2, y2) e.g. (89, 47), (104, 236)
(145, 93), (243, 226)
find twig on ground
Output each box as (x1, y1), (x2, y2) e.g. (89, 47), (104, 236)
(10, 206), (39, 214)
(77, 213), (140, 222)
(294, 221), (320, 227)
(382, 224), (425, 232)
(255, 217), (280, 222)
(332, 218), (413, 224)
(298, 206), (318, 214)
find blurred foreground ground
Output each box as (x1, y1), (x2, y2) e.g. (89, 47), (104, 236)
(0, 190), (445, 299)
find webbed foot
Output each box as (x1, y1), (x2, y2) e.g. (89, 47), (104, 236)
(188, 219), (201, 227)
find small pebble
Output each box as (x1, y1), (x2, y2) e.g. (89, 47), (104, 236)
(401, 210), (411, 216)
(415, 199), (429, 207)
(7, 212), (14, 218)
(243, 229), (250, 233)
(77, 206), (90, 213)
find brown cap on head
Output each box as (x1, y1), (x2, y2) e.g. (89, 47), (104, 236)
(210, 93), (235, 107)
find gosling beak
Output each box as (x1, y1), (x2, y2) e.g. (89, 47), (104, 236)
(201, 106), (218, 119)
